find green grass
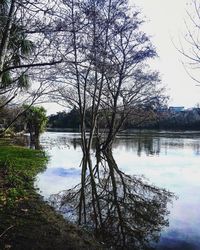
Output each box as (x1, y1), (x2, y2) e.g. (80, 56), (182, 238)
(0, 145), (47, 207)
(0, 145), (47, 165)
(0, 145), (47, 175)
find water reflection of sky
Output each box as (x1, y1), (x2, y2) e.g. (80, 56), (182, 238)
(35, 132), (83, 196)
(36, 131), (200, 249)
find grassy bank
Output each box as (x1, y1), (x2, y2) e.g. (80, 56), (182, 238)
(0, 140), (102, 250)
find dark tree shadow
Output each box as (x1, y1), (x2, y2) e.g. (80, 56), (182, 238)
(50, 149), (174, 249)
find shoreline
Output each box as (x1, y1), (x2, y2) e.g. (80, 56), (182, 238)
(0, 140), (103, 250)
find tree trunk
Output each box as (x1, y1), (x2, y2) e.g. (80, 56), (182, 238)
(0, 0), (16, 78)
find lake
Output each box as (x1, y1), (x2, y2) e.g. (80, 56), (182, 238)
(36, 131), (200, 249)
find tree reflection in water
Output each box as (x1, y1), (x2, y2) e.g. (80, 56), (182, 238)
(50, 149), (174, 249)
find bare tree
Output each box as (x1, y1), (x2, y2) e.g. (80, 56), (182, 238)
(178, 0), (200, 84)
(51, 0), (166, 151)
(45, 1), (168, 237)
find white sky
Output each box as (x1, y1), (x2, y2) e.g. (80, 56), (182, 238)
(131, 0), (200, 108)
(44, 0), (200, 115)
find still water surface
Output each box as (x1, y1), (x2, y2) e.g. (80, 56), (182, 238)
(36, 131), (200, 249)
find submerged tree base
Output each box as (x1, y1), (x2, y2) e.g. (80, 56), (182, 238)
(0, 141), (103, 250)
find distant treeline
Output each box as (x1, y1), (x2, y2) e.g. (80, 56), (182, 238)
(48, 109), (81, 129)
(48, 108), (200, 131)
(134, 108), (200, 130)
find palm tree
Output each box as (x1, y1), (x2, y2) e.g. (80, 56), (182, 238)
(0, 0), (34, 109)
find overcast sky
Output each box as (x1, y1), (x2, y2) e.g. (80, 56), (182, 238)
(45, 0), (199, 114)
(131, 0), (200, 108)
